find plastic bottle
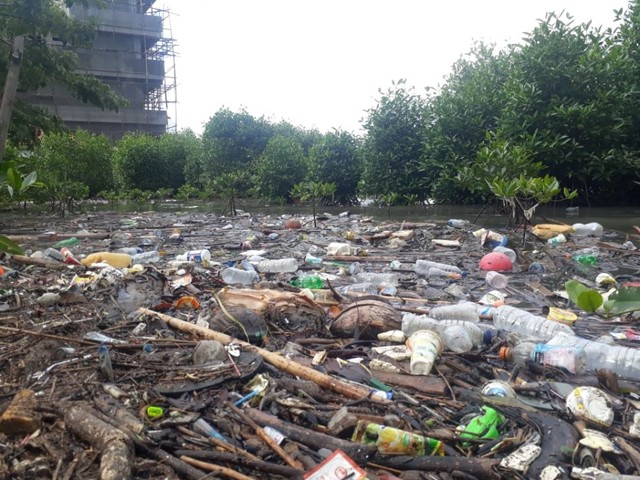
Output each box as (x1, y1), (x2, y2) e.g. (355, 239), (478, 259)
(499, 341), (586, 374)
(352, 421), (444, 456)
(81, 252), (132, 268)
(337, 282), (378, 295)
(256, 258), (298, 273)
(415, 260), (461, 275)
(52, 237), (79, 249)
(305, 252), (323, 265)
(130, 251), (161, 264)
(401, 313), (438, 337)
(485, 271), (508, 289)
(492, 246), (517, 263)
(473, 228), (508, 248)
(429, 302), (481, 322)
(290, 275), (324, 289)
(447, 219), (471, 228)
(545, 334), (640, 381)
(438, 322), (490, 352)
(354, 272), (399, 288)
(115, 247), (142, 255)
(426, 267), (462, 280)
(528, 262), (545, 273)
(193, 418), (227, 442)
(492, 305), (575, 340)
(221, 267), (259, 285)
(176, 249), (211, 264)
(348, 262), (361, 276)
(547, 234), (567, 247)
(572, 222), (603, 237)
(43, 247), (64, 262)
(406, 330), (443, 375)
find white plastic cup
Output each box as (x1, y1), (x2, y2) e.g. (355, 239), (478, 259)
(485, 271), (509, 289)
(406, 330), (443, 375)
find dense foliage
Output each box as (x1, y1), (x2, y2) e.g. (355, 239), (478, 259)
(3, 1), (640, 211)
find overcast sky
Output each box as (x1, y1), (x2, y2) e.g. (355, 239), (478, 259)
(160, 1), (625, 135)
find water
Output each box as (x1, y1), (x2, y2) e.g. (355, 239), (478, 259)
(4, 199), (640, 234)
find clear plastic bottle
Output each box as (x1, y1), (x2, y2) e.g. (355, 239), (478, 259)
(257, 258), (298, 273)
(415, 260), (461, 275)
(440, 325), (474, 353)
(499, 341), (587, 374)
(485, 271), (508, 288)
(437, 321), (491, 350)
(429, 302), (480, 322)
(221, 267), (259, 285)
(43, 247), (64, 262)
(426, 267), (462, 280)
(115, 247), (143, 255)
(492, 305), (574, 340)
(547, 234), (567, 247)
(131, 251), (161, 264)
(447, 219), (471, 229)
(572, 222), (603, 237)
(354, 272), (399, 288)
(545, 334), (640, 381)
(492, 246), (517, 263)
(337, 282), (378, 295)
(401, 313), (438, 337)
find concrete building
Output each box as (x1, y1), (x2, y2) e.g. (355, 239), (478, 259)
(26, 0), (176, 140)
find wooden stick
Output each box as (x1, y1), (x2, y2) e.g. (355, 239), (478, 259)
(227, 403), (304, 470)
(0, 326), (96, 345)
(180, 456), (255, 480)
(9, 255), (69, 270)
(6, 232), (110, 242)
(137, 307), (388, 404)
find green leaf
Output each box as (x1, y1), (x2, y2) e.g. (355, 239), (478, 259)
(0, 235), (25, 255)
(21, 171), (37, 192)
(565, 280), (603, 312)
(6, 167), (21, 192)
(605, 287), (640, 315)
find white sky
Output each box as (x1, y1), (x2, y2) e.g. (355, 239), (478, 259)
(160, 0), (624, 135)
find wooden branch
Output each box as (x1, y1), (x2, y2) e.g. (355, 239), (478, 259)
(65, 406), (132, 480)
(227, 403), (304, 470)
(9, 255), (69, 270)
(6, 232), (110, 242)
(373, 455), (500, 478)
(244, 407), (376, 464)
(138, 307), (388, 404)
(173, 449), (303, 479)
(180, 456), (254, 480)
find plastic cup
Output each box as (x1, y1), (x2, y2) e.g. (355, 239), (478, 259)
(485, 271), (509, 289)
(406, 330), (443, 375)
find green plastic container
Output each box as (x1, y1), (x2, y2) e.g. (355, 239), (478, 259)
(459, 406), (504, 445)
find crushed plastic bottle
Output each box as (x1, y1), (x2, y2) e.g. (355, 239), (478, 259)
(221, 267), (259, 285)
(547, 234), (567, 247)
(290, 275), (324, 289)
(447, 219), (471, 228)
(256, 258), (298, 273)
(429, 302), (481, 322)
(415, 260), (462, 275)
(572, 222), (603, 237)
(459, 406), (504, 444)
(52, 237), (79, 249)
(131, 251), (161, 264)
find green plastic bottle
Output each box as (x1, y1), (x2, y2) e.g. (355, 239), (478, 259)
(573, 255), (597, 265)
(459, 406), (504, 445)
(290, 275), (324, 289)
(52, 237), (79, 248)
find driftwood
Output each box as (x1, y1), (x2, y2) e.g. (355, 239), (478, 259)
(373, 455), (500, 478)
(330, 299), (401, 339)
(64, 406), (132, 480)
(9, 255), (68, 270)
(6, 232), (110, 242)
(244, 407), (377, 464)
(138, 307), (389, 404)
(179, 456), (254, 480)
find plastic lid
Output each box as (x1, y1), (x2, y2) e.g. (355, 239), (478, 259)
(499, 346), (511, 361)
(483, 330), (493, 345)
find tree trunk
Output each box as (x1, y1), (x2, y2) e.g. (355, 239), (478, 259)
(0, 35), (25, 160)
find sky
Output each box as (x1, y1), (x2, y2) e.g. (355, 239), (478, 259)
(160, 0), (625, 135)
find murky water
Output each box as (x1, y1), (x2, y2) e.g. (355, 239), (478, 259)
(93, 200), (640, 234)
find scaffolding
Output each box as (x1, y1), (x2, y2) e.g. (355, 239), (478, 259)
(146, 6), (178, 132)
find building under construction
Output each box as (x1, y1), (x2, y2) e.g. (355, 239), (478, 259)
(26, 0), (177, 140)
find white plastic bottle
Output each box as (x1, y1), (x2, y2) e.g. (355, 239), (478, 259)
(131, 251), (161, 264)
(221, 267), (259, 285)
(545, 334), (640, 381)
(337, 282), (378, 295)
(429, 302), (480, 322)
(257, 258), (298, 273)
(447, 219), (471, 229)
(415, 260), (461, 275)
(492, 305), (574, 340)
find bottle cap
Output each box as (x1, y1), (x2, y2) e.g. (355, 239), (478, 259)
(499, 346), (511, 361)
(483, 330), (494, 345)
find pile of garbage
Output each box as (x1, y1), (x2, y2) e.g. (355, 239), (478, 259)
(0, 209), (639, 480)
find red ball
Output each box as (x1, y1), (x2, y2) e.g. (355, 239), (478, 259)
(479, 252), (513, 271)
